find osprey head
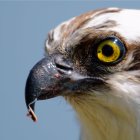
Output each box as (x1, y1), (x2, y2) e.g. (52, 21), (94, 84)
(25, 8), (140, 140)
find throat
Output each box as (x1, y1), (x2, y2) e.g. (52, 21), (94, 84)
(65, 94), (140, 140)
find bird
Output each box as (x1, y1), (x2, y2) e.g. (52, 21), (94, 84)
(25, 7), (140, 140)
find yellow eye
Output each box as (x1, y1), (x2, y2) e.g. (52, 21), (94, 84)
(96, 37), (126, 64)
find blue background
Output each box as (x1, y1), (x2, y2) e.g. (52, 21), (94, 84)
(0, 1), (139, 140)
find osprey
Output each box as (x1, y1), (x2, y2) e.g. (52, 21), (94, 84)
(25, 8), (140, 140)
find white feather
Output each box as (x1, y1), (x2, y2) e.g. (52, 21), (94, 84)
(84, 8), (140, 42)
(47, 8), (140, 44)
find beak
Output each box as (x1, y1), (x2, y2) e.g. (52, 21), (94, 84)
(25, 56), (72, 122)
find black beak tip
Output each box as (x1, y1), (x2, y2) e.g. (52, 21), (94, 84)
(25, 68), (38, 122)
(25, 91), (38, 122)
(25, 79), (36, 111)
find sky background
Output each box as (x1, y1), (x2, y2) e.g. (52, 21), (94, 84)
(0, 1), (140, 140)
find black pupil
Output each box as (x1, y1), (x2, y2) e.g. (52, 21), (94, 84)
(102, 45), (114, 56)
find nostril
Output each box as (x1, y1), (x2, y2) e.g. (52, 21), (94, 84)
(55, 63), (73, 71)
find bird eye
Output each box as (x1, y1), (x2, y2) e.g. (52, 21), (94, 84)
(95, 36), (126, 64)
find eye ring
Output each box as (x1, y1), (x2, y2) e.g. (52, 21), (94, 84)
(94, 36), (126, 65)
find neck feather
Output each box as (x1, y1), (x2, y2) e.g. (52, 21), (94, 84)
(64, 71), (140, 140)
(65, 93), (140, 140)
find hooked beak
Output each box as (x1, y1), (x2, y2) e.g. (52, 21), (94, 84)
(25, 56), (72, 122)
